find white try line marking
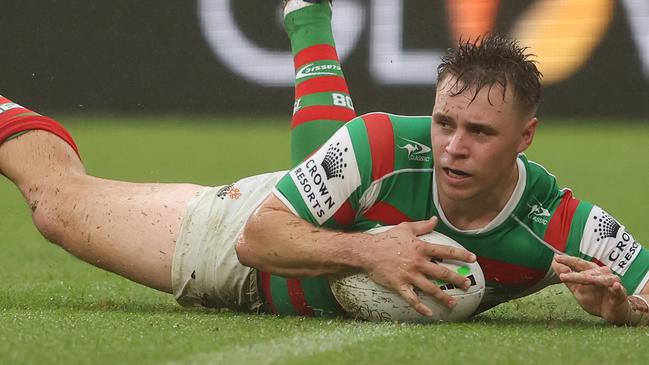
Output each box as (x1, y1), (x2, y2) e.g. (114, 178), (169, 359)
(165, 322), (407, 365)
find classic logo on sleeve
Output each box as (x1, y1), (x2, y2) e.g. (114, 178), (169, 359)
(528, 200), (551, 225)
(289, 128), (361, 224)
(397, 137), (431, 162)
(580, 206), (642, 276)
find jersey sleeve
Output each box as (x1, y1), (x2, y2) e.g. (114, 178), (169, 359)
(272, 115), (373, 229)
(523, 158), (649, 294)
(564, 202), (649, 294)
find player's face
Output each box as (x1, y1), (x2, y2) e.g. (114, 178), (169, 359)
(431, 76), (537, 205)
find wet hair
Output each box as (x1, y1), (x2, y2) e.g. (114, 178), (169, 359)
(437, 34), (542, 115)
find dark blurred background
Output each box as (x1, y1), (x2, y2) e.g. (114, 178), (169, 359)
(2, 0), (648, 118)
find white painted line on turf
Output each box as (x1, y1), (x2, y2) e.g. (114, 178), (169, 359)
(164, 323), (406, 365)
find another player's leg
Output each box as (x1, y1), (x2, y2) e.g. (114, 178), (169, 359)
(259, 0), (355, 317)
(284, 0), (357, 165)
(0, 98), (203, 293)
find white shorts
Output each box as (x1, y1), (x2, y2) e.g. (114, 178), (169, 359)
(171, 171), (286, 312)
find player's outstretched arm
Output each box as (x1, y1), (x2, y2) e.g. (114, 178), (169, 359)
(552, 255), (649, 325)
(237, 194), (477, 316)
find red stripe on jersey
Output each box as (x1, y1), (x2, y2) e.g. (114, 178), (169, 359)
(286, 279), (315, 316)
(295, 76), (350, 99)
(294, 44), (339, 69)
(363, 201), (412, 225)
(0, 115), (80, 157)
(332, 200), (356, 227)
(543, 190), (580, 253)
(291, 106), (355, 129)
(362, 113), (394, 181)
(477, 256), (546, 286)
(259, 271), (277, 314)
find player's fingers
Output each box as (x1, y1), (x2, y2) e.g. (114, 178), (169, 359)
(559, 272), (620, 287)
(551, 257), (572, 275)
(397, 283), (433, 316)
(420, 242), (476, 263)
(553, 255), (597, 272)
(608, 282), (628, 304)
(410, 274), (457, 308)
(418, 261), (472, 290)
(399, 217), (438, 236)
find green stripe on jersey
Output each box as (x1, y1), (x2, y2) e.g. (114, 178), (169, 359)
(276, 174), (318, 225)
(285, 4), (334, 54)
(270, 276), (298, 315)
(436, 223), (553, 271)
(389, 115), (433, 171)
(619, 246), (649, 294)
(301, 277), (340, 317)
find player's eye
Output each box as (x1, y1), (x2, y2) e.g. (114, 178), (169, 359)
(435, 117), (452, 129)
(469, 125), (495, 136)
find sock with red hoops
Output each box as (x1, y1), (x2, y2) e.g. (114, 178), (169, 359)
(257, 0), (351, 318)
(0, 96), (80, 158)
(284, 1), (356, 166)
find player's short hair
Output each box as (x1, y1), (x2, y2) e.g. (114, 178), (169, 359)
(437, 34), (542, 116)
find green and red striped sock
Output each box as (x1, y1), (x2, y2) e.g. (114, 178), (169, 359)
(258, 2), (351, 318)
(285, 2), (356, 167)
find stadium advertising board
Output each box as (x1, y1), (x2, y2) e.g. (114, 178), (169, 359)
(3, 0), (648, 117)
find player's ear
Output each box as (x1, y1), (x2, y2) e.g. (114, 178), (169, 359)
(516, 117), (537, 153)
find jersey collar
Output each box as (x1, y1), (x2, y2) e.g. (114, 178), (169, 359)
(432, 157), (527, 235)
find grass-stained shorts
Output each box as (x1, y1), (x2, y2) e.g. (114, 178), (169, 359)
(172, 171), (286, 312)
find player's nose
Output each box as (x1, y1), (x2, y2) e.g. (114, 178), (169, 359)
(444, 131), (468, 156)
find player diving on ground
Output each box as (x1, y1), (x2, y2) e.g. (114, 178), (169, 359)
(0, 0), (647, 324)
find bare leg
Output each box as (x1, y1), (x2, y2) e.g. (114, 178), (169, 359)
(0, 130), (203, 293)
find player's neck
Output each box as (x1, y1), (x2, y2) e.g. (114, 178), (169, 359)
(439, 163), (519, 231)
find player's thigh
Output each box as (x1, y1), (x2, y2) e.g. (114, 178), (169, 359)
(46, 175), (204, 293)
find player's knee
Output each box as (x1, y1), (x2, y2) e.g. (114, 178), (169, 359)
(235, 233), (253, 268)
(27, 178), (78, 245)
(28, 195), (65, 243)
(30, 203), (64, 244)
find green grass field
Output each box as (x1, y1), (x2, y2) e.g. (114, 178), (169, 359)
(1, 115), (649, 364)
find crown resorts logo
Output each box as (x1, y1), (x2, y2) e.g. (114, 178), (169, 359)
(592, 211), (621, 242)
(289, 129), (361, 224)
(586, 207), (640, 275)
(321, 142), (348, 180)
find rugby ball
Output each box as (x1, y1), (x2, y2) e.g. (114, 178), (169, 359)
(329, 227), (485, 323)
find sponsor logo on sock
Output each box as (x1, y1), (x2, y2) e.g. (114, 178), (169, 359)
(397, 137), (431, 162)
(295, 63), (341, 80)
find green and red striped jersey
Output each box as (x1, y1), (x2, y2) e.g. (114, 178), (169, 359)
(266, 112), (649, 316)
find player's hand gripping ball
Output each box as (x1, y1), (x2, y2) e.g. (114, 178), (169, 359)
(329, 228), (485, 323)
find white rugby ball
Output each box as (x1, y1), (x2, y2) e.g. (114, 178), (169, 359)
(329, 227), (485, 323)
